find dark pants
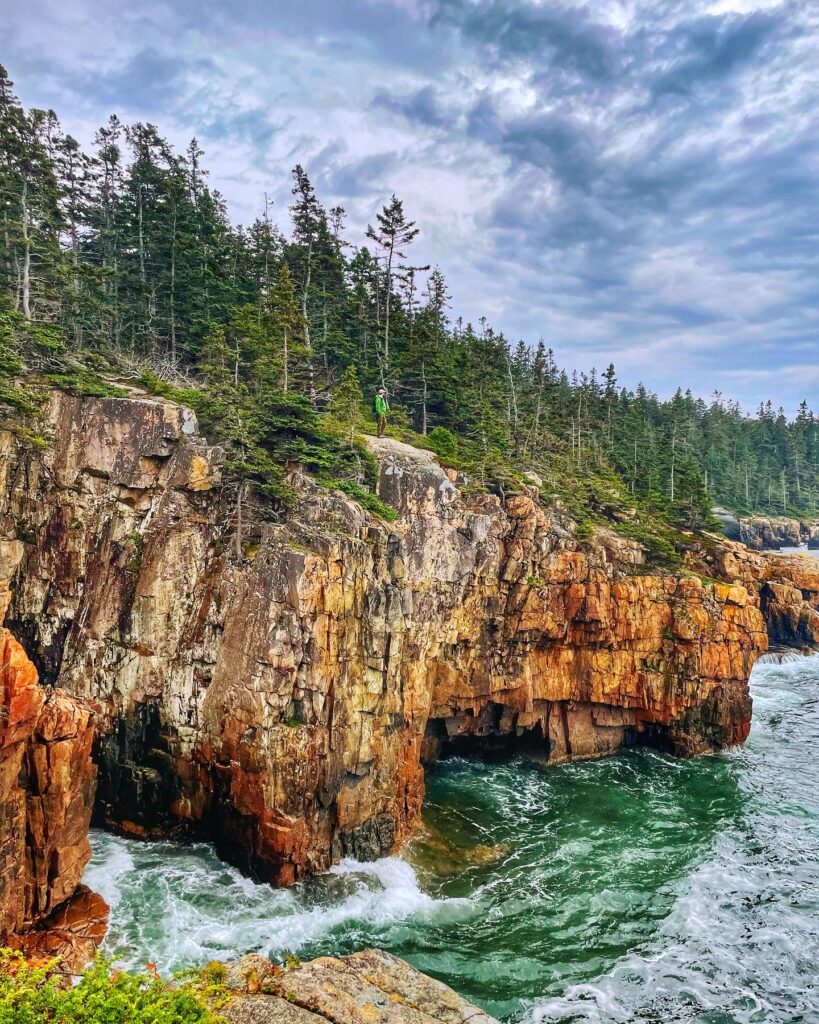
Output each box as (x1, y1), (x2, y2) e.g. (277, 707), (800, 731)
(377, 414), (387, 437)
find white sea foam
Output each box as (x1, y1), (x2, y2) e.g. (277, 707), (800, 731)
(528, 657), (819, 1024)
(83, 835), (467, 974)
(757, 649), (815, 664)
(83, 654), (819, 1023)
(82, 834), (135, 913)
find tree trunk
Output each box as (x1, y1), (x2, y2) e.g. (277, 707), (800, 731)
(170, 206), (177, 362)
(302, 240), (315, 404)
(384, 246), (393, 364)
(20, 176), (31, 319)
(138, 182), (146, 286)
(506, 356), (519, 444)
(670, 422), (677, 502)
(421, 361), (428, 435)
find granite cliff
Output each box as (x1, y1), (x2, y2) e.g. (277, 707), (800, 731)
(0, 390), (781, 888)
(0, 539), (105, 968)
(685, 537), (819, 648)
(739, 515), (819, 551)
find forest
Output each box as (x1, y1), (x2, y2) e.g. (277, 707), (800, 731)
(1, 63), (817, 562)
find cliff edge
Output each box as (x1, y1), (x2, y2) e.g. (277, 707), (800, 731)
(0, 391), (779, 885)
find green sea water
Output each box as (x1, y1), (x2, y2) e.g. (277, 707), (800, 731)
(85, 654), (819, 1022)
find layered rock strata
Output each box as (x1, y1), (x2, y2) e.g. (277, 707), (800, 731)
(1, 392), (769, 884)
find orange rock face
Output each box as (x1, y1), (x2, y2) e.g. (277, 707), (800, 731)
(0, 628), (45, 935)
(0, 626), (101, 953)
(686, 537), (819, 647)
(9, 885), (109, 975)
(1, 396), (770, 886)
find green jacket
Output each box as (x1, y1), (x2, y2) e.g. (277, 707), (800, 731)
(375, 395), (388, 415)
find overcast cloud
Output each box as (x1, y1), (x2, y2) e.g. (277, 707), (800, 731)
(2, 0), (817, 410)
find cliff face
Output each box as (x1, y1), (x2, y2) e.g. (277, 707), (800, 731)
(0, 618), (104, 966)
(1, 392), (768, 884)
(686, 538), (819, 647)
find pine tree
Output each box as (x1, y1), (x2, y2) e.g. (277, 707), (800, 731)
(366, 195), (419, 369)
(329, 364), (364, 444)
(2, 71), (816, 535)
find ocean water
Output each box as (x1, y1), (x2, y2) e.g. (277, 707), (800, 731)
(84, 654), (819, 1022)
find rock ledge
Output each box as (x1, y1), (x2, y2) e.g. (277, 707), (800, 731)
(223, 949), (498, 1024)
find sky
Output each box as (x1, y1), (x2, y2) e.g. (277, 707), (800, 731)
(2, 0), (818, 412)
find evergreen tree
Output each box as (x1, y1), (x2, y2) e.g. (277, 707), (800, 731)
(366, 195), (419, 370)
(0, 73), (815, 546)
(329, 364), (364, 444)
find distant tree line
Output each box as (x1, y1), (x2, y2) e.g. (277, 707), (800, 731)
(1, 63), (816, 543)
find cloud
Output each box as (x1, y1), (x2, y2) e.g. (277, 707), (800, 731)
(430, 0), (621, 81)
(3, 0), (818, 411)
(372, 85), (452, 129)
(318, 149), (400, 198)
(650, 10), (788, 97)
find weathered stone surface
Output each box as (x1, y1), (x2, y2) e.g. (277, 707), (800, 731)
(9, 885), (109, 975)
(223, 950), (499, 1024)
(226, 953), (281, 993)
(1, 393), (770, 885)
(713, 507), (741, 541)
(0, 620), (99, 957)
(24, 687), (98, 921)
(225, 996), (322, 1024)
(0, 627), (45, 935)
(686, 538), (819, 647)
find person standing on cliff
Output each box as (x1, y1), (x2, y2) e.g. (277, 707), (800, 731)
(375, 388), (389, 438)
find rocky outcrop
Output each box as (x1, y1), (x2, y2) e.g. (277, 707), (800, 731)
(0, 392), (768, 885)
(738, 515), (819, 551)
(9, 885), (110, 973)
(0, 624), (104, 966)
(712, 507), (741, 541)
(222, 949), (498, 1024)
(1, 532), (104, 970)
(687, 538), (819, 647)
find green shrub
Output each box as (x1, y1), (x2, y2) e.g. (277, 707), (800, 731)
(574, 519), (595, 542)
(45, 370), (128, 399)
(319, 478), (398, 521)
(0, 951), (225, 1024)
(425, 426), (457, 460)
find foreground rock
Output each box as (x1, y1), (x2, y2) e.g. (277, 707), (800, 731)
(223, 949), (498, 1024)
(1, 392), (768, 885)
(0, 624), (105, 967)
(9, 885), (110, 974)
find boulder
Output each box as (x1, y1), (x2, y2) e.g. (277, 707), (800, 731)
(712, 507), (741, 541)
(223, 950), (499, 1024)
